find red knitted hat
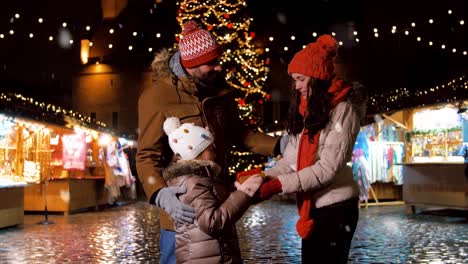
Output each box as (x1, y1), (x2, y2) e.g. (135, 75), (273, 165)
(288, 34), (338, 80)
(179, 21), (223, 68)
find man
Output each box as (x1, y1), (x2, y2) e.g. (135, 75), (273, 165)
(136, 20), (283, 264)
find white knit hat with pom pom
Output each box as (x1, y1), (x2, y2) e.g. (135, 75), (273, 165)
(163, 117), (214, 160)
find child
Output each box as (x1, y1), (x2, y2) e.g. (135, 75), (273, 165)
(162, 117), (263, 264)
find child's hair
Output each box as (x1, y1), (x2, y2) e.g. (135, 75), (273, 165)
(163, 117), (214, 160)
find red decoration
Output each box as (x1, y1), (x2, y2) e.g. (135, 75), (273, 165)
(182, 4), (186, 8)
(177, 9), (182, 14)
(265, 58), (270, 65)
(243, 81), (249, 87)
(227, 23), (233, 29)
(175, 36), (180, 42)
(265, 94), (271, 100)
(238, 99), (245, 106)
(207, 25), (213, 31)
(250, 32), (256, 38)
(258, 99), (264, 104)
(249, 119), (255, 125)
(242, 65), (247, 69)
(223, 13), (230, 19)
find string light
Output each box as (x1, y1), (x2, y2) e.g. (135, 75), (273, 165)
(38, 18), (43, 23)
(0, 93), (109, 130)
(369, 75), (468, 113)
(85, 26), (91, 31)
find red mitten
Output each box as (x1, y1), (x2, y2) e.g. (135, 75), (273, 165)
(258, 178), (282, 201)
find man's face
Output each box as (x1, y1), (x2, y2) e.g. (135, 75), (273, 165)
(187, 58), (222, 81)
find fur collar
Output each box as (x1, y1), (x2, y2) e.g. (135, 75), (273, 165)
(151, 48), (177, 80)
(162, 160), (221, 181)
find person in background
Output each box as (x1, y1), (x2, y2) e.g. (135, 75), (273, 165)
(161, 117), (263, 264)
(136, 20), (284, 264)
(257, 34), (367, 263)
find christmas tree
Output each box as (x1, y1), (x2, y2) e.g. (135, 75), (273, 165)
(176, 0), (270, 129)
(176, 0), (272, 174)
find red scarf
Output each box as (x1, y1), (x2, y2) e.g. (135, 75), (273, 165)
(295, 77), (351, 239)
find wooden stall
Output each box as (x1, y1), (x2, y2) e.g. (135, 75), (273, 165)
(403, 163), (467, 213)
(0, 185), (24, 228)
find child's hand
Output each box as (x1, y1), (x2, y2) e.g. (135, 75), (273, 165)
(236, 168), (265, 184)
(234, 175), (264, 197)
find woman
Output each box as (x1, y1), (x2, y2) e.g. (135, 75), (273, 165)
(258, 34), (367, 263)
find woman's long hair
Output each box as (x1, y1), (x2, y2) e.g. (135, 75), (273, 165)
(286, 77), (334, 142)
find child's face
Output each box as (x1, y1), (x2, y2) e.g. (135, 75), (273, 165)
(198, 144), (216, 161)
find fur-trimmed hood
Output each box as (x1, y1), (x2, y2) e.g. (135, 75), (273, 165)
(162, 159), (222, 182)
(151, 48), (178, 80)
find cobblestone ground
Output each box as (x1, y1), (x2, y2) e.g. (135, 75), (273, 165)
(0, 201), (466, 263)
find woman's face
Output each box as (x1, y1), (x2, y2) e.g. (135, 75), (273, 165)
(291, 73), (313, 98)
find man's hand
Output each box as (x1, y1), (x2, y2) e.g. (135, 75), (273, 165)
(154, 186), (196, 224)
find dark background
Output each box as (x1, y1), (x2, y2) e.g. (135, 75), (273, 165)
(0, 0), (466, 113)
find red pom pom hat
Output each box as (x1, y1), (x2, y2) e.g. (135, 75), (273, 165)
(287, 34), (338, 80)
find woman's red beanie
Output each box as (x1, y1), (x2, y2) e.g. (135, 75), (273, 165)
(287, 34), (338, 80)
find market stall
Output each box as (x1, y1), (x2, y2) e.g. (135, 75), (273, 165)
(0, 114), (27, 228)
(0, 108), (136, 218)
(23, 125), (136, 215)
(352, 117), (405, 207)
(400, 104), (467, 213)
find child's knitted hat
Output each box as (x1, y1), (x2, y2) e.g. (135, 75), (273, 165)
(163, 117), (214, 160)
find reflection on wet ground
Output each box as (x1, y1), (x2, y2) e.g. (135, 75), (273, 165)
(0, 201), (466, 263)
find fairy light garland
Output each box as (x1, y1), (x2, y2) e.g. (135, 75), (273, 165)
(262, 8), (466, 57)
(0, 93), (109, 130)
(368, 75), (468, 113)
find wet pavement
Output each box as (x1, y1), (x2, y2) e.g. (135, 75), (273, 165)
(0, 201), (467, 263)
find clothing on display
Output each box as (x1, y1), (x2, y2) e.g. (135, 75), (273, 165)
(368, 142), (404, 185)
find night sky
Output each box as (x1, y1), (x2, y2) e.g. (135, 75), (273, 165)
(0, 0), (467, 109)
